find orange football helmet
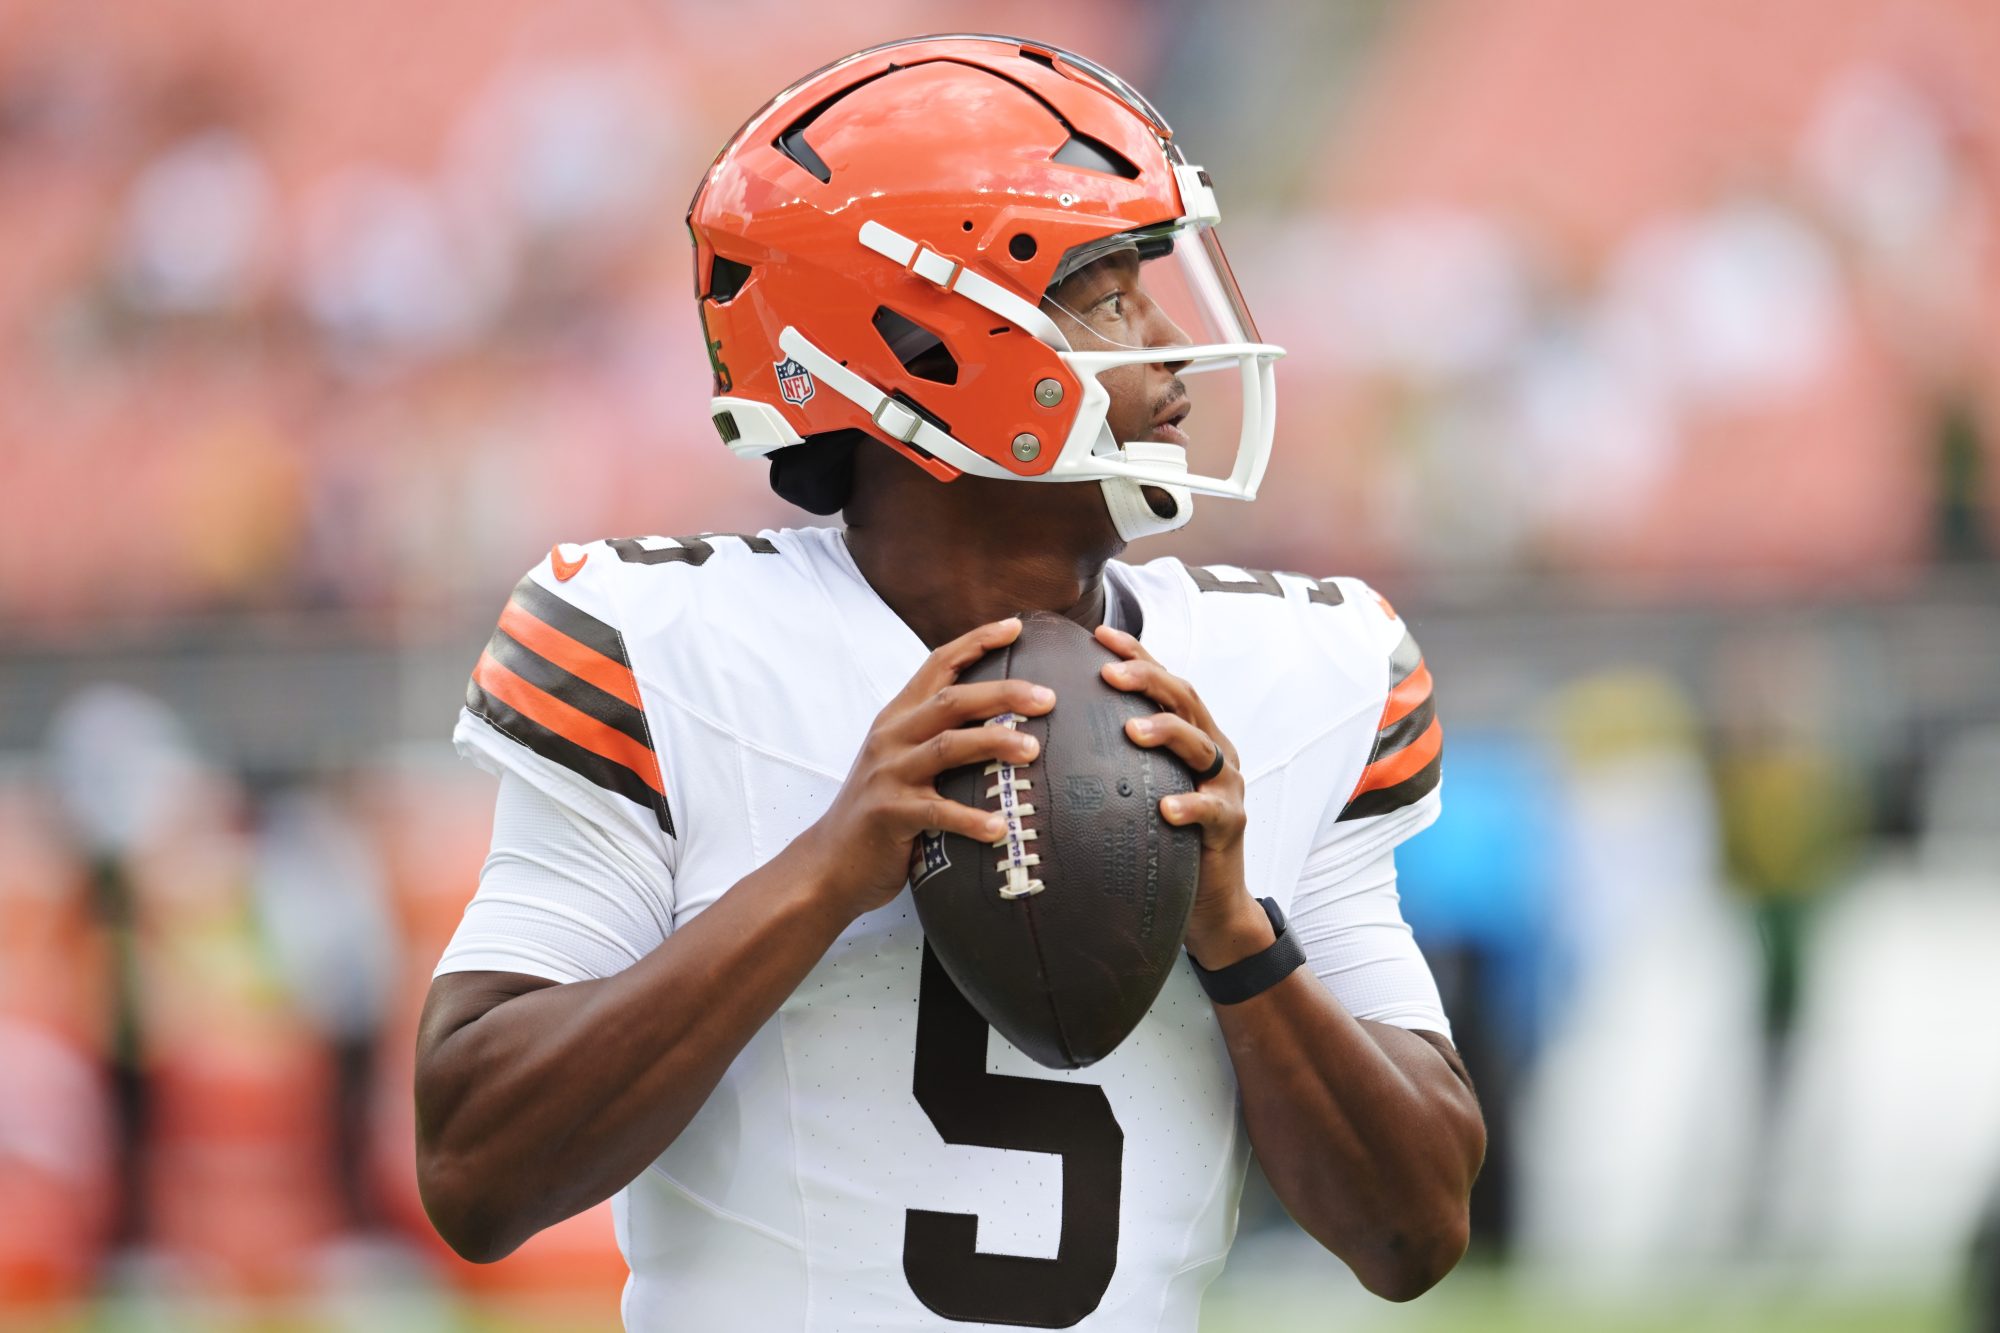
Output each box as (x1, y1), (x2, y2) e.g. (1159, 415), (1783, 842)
(688, 34), (1283, 539)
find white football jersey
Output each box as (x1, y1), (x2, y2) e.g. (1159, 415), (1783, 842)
(438, 524), (1448, 1332)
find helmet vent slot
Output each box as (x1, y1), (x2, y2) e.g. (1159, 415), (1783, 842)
(707, 255), (753, 303)
(770, 66), (902, 185)
(776, 127), (832, 183)
(712, 411), (741, 444)
(1051, 132), (1139, 180)
(872, 307), (959, 385)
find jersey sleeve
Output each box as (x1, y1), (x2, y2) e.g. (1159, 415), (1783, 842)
(1307, 578), (1444, 880)
(444, 544), (680, 982)
(1284, 579), (1451, 1035)
(434, 770), (674, 983)
(1289, 848), (1451, 1039)
(453, 543), (677, 868)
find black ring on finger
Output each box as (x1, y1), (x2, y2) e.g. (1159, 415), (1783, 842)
(1193, 742), (1226, 784)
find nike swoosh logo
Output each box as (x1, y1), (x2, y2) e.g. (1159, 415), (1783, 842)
(550, 544), (588, 582)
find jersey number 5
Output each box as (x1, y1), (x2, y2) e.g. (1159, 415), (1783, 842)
(903, 944), (1124, 1328)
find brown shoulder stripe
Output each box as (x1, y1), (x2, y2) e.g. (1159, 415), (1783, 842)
(497, 599), (642, 710)
(482, 626), (649, 747)
(1337, 631), (1442, 823)
(464, 578), (673, 836)
(1387, 629), (1423, 684)
(509, 575), (628, 663)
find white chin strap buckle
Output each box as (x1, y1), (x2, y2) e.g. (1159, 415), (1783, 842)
(1099, 441), (1195, 542)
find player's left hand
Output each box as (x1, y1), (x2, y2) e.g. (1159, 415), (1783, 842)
(1093, 625), (1268, 968)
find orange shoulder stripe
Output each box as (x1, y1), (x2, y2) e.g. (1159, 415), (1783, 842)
(1381, 660), (1433, 728)
(1351, 717), (1442, 797)
(472, 651), (663, 796)
(498, 600), (644, 710)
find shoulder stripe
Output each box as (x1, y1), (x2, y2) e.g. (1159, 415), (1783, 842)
(1382, 660), (1433, 728)
(484, 628), (648, 745)
(465, 573), (674, 836)
(472, 650), (661, 792)
(1387, 629), (1423, 682)
(466, 679), (675, 837)
(496, 600), (643, 710)
(508, 575), (628, 664)
(1341, 752), (1441, 822)
(1374, 692), (1435, 759)
(1352, 715), (1441, 797)
(1337, 630), (1443, 824)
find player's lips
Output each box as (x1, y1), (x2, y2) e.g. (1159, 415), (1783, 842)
(1150, 399), (1191, 446)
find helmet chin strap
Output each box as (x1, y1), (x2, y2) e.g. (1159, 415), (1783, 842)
(1100, 476), (1194, 541)
(1096, 440), (1195, 541)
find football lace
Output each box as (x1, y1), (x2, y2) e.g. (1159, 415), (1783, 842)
(983, 712), (1043, 899)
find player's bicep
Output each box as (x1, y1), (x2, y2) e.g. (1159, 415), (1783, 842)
(1289, 848), (1451, 1041)
(436, 771), (675, 985)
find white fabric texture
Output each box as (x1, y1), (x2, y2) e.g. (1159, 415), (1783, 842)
(434, 771), (674, 984)
(430, 528), (1455, 1330)
(1290, 844), (1452, 1041)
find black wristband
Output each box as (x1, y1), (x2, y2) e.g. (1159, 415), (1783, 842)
(1188, 897), (1305, 1005)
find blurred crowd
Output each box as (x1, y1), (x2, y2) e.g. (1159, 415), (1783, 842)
(3, 0), (2000, 1324)
(0, 684), (630, 1316)
(1, 0), (1996, 626)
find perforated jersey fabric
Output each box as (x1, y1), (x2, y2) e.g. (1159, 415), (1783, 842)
(437, 770), (672, 983)
(435, 525), (1453, 1332)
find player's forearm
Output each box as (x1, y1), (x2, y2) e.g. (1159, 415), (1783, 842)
(416, 830), (855, 1261)
(1215, 973), (1483, 1301)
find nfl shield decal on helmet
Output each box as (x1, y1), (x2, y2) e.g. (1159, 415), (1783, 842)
(774, 356), (815, 406)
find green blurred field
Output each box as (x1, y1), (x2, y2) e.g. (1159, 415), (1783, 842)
(7, 1261), (1958, 1333)
(1200, 1266), (1958, 1333)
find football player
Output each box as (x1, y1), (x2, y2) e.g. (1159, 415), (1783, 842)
(415, 36), (1484, 1331)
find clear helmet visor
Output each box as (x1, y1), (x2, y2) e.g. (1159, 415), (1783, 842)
(1045, 218), (1260, 349)
(1041, 220), (1273, 487)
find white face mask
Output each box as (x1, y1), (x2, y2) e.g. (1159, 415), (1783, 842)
(1038, 214), (1278, 539)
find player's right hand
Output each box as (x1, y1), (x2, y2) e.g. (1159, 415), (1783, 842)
(799, 616), (1055, 921)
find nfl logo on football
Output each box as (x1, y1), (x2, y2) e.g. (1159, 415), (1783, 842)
(774, 356), (815, 406)
(909, 830), (951, 889)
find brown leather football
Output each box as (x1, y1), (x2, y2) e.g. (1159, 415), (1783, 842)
(912, 611), (1203, 1069)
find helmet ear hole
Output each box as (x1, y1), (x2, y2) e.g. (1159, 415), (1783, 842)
(707, 256), (753, 303)
(871, 307), (959, 385)
(1009, 233), (1038, 262)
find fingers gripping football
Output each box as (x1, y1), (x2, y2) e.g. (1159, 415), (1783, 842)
(913, 721), (1038, 783)
(900, 680), (1055, 748)
(807, 618), (1056, 919)
(1093, 625), (1246, 853)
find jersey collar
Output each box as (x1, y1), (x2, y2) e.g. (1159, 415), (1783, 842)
(800, 527), (1181, 705)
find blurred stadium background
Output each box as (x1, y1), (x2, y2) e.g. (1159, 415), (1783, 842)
(2, 0), (1998, 1328)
